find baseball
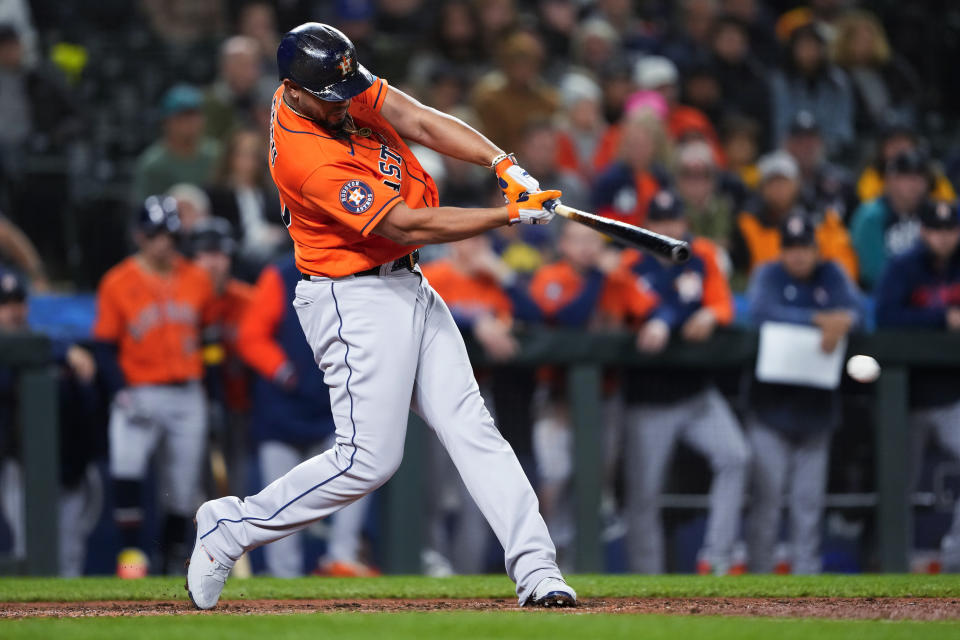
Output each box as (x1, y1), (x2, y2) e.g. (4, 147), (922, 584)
(846, 355), (881, 383)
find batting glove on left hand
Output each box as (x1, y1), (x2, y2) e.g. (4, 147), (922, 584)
(507, 189), (561, 225)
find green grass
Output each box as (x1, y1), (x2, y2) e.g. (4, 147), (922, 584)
(2, 612), (959, 640)
(0, 574), (959, 602)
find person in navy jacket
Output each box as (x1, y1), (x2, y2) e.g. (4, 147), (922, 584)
(237, 254), (377, 578)
(875, 200), (960, 571)
(744, 214), (863, 574)
(614, 190), (750, 575)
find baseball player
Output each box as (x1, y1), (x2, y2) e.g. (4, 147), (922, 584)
(187, 23), (575, 609)
(876, 200), (960, 570)
(237, 252), (378, 578)
(744, 214), (863, 574)
(0, 267), (102, 576)
(93, 195), (215, 577)
(614, 190), (750, 575)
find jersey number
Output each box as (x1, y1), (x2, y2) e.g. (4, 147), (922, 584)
(378, 145), (402, 192)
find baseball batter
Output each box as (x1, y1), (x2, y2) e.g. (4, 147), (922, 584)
(187, 23), (575, 609)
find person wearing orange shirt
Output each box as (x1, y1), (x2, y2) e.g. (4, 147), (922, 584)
(613, 190), (750, 576)
(188, 23), (575, 610)
(92, 195), (216, 577)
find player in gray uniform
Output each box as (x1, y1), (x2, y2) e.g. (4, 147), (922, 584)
(876, 200), (960, 570)
(620, 191), (750, 574)
(744, 215), (862, 573)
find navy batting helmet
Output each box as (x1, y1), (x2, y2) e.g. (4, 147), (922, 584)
(138, 195), (182, 237)
(188, 217), (237, 256)
(276, 23), (374, 101)
(0, 267), (27, 304)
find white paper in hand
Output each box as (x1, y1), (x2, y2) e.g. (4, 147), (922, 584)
(755, 322), (846, 390)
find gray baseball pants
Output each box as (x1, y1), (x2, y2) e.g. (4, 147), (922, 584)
(624, 387), (749, 573)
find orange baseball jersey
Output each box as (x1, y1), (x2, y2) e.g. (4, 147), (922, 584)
(529, 261), (655, 326)
(268, 78), (439, 277)
(421, 260), (512, 323)
(92, 256), (215, 385)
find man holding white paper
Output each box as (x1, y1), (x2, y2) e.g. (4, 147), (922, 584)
(745, 214), (863, 574)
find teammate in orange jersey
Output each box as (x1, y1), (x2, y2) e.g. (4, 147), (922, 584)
(93, 195), (216, 577)
(188, 23), (575, 609)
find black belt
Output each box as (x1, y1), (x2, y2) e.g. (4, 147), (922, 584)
(302, 250), (419, 280)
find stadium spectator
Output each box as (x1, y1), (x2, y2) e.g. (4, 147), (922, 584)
(720, 0), (778, 63)
(831, 10), (922, 137)
(571, 18), (621, 76)
(707, 15), (771, 147)
(782, 111), (857, 222)
(202, 35), (275, 143)
(875, 200), (960, 572)
(92, 196), (215, 576)
(674, 140), (749, 256)
(536, 0), (578, 65)
(721, 115), (762, 190)
(555, 72), (608, 181)
(236, 1), (280, 74)
(206, 128), (287, 278)
(856, 123), (956, 204)
(472, 29), (558, 154)
(0, 267), (102, 577)
(732, 150), (858, 282)
(850, 150), (934, 290)
(517, 121), (588, 212)
(660, 0), (717, 70)
(614, 190), (748, 575)
(633, 55), (724, 165)
(167, 183), (212, 236)
(237, 254), (377, 577)
(744, 214), (863, 574)
(769, 22), (854, 157)
(133, 85), (220, 203)
(591, 108), (670, 226)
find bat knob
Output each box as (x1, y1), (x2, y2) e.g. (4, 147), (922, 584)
(671, 242), (691, 264)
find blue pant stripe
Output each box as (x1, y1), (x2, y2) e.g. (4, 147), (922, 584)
(201, 281), (359, 541)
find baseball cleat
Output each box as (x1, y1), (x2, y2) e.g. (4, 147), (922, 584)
(524, 577), (577, 608)
(185, 503), (232, 610)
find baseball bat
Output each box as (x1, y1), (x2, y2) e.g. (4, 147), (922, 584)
(544, 200), (690, 263)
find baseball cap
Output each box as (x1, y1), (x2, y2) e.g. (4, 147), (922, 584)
(919, 200), (960, 230)
(788, 110), (820, 136)
(0, 268), (27, 304)
(138, 195), (182, 237)
(634, 56), (678, 90)
(189, 217), (237, 255)
(780, 214), (816, 247)
(885, 149), (929, 176)
(758, 150), (799, 182)
(647, 190), (685, 222)
(161, 84), (203, 118)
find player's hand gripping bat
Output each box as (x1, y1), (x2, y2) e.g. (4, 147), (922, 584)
(543, 199), (690, 263)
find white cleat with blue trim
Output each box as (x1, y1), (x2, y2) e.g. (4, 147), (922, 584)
(524, 577), (577, 608)
(185, 502), (232, 610)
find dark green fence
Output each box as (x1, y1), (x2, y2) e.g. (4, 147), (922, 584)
(382, 328), (960, 574)
(0, 333), (59, 575)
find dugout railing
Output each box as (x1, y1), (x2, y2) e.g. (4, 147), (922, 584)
(0, 332), (59, 575)
(383, 328), (960, 575)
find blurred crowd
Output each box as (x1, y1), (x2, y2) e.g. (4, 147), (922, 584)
(1, 0), (960, 576)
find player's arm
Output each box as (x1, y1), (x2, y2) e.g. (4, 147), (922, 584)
(373, 191), (559, 245)
(379, 85), (542, 199)
(380, 85), (500, 167)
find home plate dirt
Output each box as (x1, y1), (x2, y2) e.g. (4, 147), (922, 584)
(1, 598), (959, 620)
